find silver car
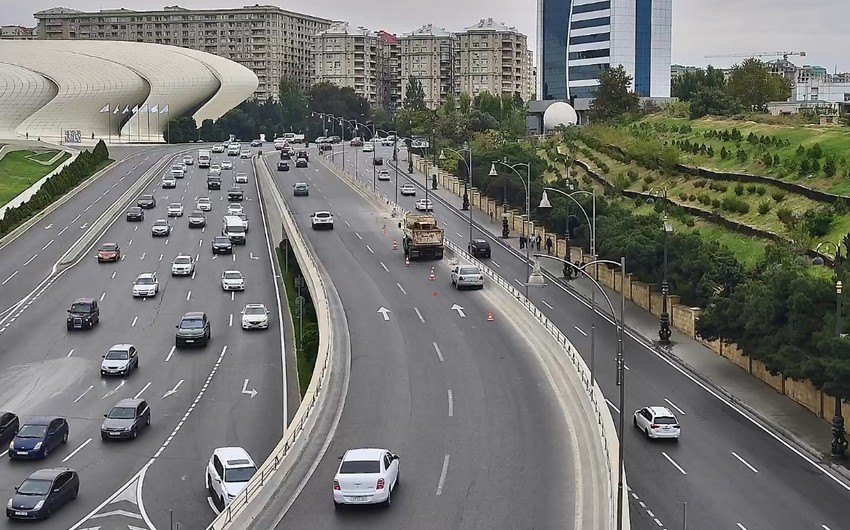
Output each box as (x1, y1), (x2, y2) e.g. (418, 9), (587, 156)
(450, 264), (484, 290)
(101, 344), (139, 377)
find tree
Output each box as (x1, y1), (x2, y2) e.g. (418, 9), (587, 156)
(213, 109), (254, 142)
(164, 116), (197, 143)
(672, 65), (727, 101)
(404, 76), (427, 110)
(689, 87), (740, 119)
(198, 119), (220, 142)
(278, 78), (309, 135)
(726, 58), (793, 112)
(589, 65), (640, 123)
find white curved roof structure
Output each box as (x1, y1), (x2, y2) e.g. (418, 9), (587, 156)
(0, 41), (257, 143)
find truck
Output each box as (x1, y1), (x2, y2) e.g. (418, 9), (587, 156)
(402, 213), (444, 260)
(198, 149), (211, 168)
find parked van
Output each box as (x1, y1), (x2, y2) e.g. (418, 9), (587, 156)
(222, 215), (246, 245)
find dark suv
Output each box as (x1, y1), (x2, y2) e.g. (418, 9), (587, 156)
(228, 187), (244, 201)
(468, 238), (491, 259)
(66, 298), (99, 330)
(126, 207), (144, 222)
(175, 311), (211, 347)
(277, 160), (290, 171)
(207, 176), (222, 190)
(211, 236), (233, 254)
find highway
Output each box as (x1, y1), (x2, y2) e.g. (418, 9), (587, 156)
(335, 142), (850, 530)
(0, 147), (288, 529)
(247, 152), (591, 529)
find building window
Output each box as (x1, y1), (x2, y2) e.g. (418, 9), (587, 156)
(568, 32), (610, 45)
(571, 17), (610, 30)
(568, 63), (610, 81)
(568, 48), (610, 61)
(573, 1), (611, 14)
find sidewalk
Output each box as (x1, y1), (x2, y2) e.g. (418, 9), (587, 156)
(390, 156), (850, 479)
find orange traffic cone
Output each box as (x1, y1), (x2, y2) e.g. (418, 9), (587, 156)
(487, 311), (494, 321)
(405, 256), (410, 267)
(392, 239), (398, 250)
(429, 267), (436, 281)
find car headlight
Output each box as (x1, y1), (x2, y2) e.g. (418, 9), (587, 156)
(7, 499), (11, 508)
(33, 501), (44, 510)
(8, 441), (13, 450)
(34, 442), (42, 450)
(124, 426), (134, 432)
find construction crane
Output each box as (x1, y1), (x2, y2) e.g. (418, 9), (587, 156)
(704, 51), (806, 61)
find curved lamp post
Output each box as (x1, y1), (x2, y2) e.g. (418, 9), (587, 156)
(538, 187), (596, 256)
(646, 185), (673, 345)
(490, 159), (531, 298)
(813, 240), (848, 460)
(440, 144), (473, 244)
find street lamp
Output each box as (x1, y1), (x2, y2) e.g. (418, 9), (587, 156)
(440, 144), (473, 244)
(490, 159), (531, 298)
(528, 254), (627, 530)
(538, 187), (597, 256)
(813, 240), (848, 460)
(646, 186), (673, 345)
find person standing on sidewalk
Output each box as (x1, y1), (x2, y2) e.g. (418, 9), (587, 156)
(545, 236), (553, 255)
(519, 234), (525, 249)
(536, 235), (542, 251)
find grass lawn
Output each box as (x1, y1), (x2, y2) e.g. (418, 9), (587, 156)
(27, 150), (62, 163)
(0, 150), (72, 207)
(276, 247), (317, 396)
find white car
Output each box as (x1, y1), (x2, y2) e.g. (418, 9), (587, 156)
(151, 219), (172, 237)
(196, 197), (212, 211)
(172, 163), (186, 174)
(167, 203), (184, 217)
(209, 165), (222, 176)
(236, 212), (249, 232)
(212, 145), (225, 153)
(100, 344), (139, 377)
(363, 143), (374, 153)
(132, 272), (158, 297)
(311, 211), (334, 230)
(241, 303), (270, 330)
(450, 264), (484, 290)
(377, 169), (391, 181)
(221, 270), (245, 291)
(207, 447), (257, 509)
(414, 198), (433, 211)
(183, 155), (194, 166)
(227, 203), (243, 215)
(221, 160), (233, 170)
(333, 448), (399, 508)
(400, 184), (416, 196)
(171, 254), (195, 276)
(240, 150), (251, 159)
(633, 406), (681, 440)
(162, 176), (176, 188)
(381, 137), (394, 146)
(234, 172), (248, 184)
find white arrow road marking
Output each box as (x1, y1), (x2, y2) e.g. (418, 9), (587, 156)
(2, 271), (18, 285)
(73, 385), (94, 403)
(81, 223), (89, 229)
(377, 307), (391, 321)
(44, 224), (53, 229)
(102, 380), (125, 399)
(134, 382), (152, 399)
(62, 438), (92, 463)
(212, 254), (217, 260)
(250, 253), (260, 260)
(414, 307), (425, 323)
(90, 509), (143, 520)
(165, 346), (176, 362)
(450, 304), (466, 318)
(140, 252), (146, 260)
(241, 378), (257, 398)
(24, 254), (37, 266)
(162, 379), (184, 399)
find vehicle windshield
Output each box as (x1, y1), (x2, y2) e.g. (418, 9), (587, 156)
(70, 302), (91, 313)
(245, 306), (265, 315)
(100, 244), (117, 251)
(16, 479), (51, 496)
(128, 208), (141, 213)
(180, 318), (204, 329)
(107, 407), (136, 420)
(655, 416), (677, 425)
(136, 277), (154, 285)
(16, 424), (47, 439)
(339, 460), (380, 474)
(224, 466), (256, 483)
(140, 195), (153, 201)
(169, 204), (181, 209)
(174, 257), (191, 264)
(224, 272), (243, 279)
(315, 213), (330, 218)
(228, 226), (246, 233)
(154, 221), (167, 226)
(191, 212), (204, 217)
(105, 349), (129, 360)
(198, 198), (211, 203)
(460, 267), (480, 275)
(214, 237), (230, 244)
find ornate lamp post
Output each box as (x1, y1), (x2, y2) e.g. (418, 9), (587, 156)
(647, 186), (673, 345)
(440, 144), (473, 242)
(490, 159), (531, 298)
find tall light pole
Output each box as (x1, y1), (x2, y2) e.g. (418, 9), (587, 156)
(440, 144), (473, 244)
(647, 186), (672, 345)
(528, 254), (627, 530)
(813, 240), (848, 460)
(490, 159), (531, 299)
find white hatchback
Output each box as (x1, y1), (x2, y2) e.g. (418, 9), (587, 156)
(414, 198), (433, 211)
(167, 203), (184, 217)
(633, 406), (681, 440)
(334, 448), (399, 508)
(234, 172), (248, 184)
(311, 211), (334, 230)
(227, 203), (243, 215)
(171, 254), (195, 276)
(377, 169), (391, 181)
(196, 197), (212, 211)
(207, 447), (257, 509)
(221, 270), (245, 291)
(400, 184), (416, 196)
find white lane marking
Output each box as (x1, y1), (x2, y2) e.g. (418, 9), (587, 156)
(736, 524), (748, 530)
(140, 252), (146, 260)
(192, 270), (196, 280)
(24, 254), (37, 266)
(414, 307), (425, 323)
(380, 261), (389, 272)
(664, 398), (686, 415)
(165, 346), (176, 362)
(165, 239), (169, 245)
(94, 196), (102, 203)
(100, 292), (106, 301)
(661, 451), (687, 475)
(574, 325), (587, 337)
(396, 283), (406, 294)
(436, 454), (450, 495)
(187, 291), (192, 300)
(102, 380), (126, 399)
(232, 253), (236, 262)
(121, 255), (126, 261)
(111, 271), (117, 279)
(199, 239), (203, 247)
(162, 379), (184, 399)
(541, 300), (554, 310)
(456, 232), (463, 238)
(2, 271), (18, 285)
(433, 342), (444, 362)
(128, 238), (133, 245)
(62, 438), (92, 463)
(71, 214), (80, 223)
(41, 239), (54, 250)
(822, 526), (832, 530)
(195, 253), (200, 261)
(447, 389), (454, 417)
(231, 291), (235, 302)
(67, 349), (74, 357)
(84, 204), (92, 212)
(131, 316), (138, 327)
(491, 260), (500, 268)
(731, 451), (759, 473)
(366, 244), (374, 254)
(605, 399), (620, 414)
(58, 226), (68, 236)
(355, 232), (363, 240)
(159, 254), (163, 261)
(134, 382), (152, 399)
(229, 314), (233, 327)
(513, 278), (523, 287)
(73, 385), (93, 403)
(344, 220), (351, 227)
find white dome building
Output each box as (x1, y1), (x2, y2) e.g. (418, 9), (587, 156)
(542, 101), (578, 132)
(0, 41), (258, 143)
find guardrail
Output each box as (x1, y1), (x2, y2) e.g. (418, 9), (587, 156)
(207, 156), (333, 529)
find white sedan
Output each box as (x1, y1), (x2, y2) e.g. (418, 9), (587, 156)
(227, 203), (243, 215)
(450, 264), (484, 290)
(167, 203), (184, 217)
(209, 165), (222, 176)
(196, 198), (212, 211)
(221, 270), (245, 291)
(241, 303), (270, 329)
(171, 254), (195, 276)
(362, 143), (374, 153)
(377, 170), (391, 181)
(235, 172), (248, 184)
(162, 176), (176, 188)
(221, 160), (233, 170)
(414, 198), (433, 211)
(333, 448), (399, 508)
(132, 272), (159, 297)
(400, 184), (416, 196)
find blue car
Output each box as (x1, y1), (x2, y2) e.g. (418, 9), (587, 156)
(8, 417), (69, 460)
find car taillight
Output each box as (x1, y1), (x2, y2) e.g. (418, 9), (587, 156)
(333, 479), (340, 490)
(651, 424), (659, 429)
(376, 478), (385, 490)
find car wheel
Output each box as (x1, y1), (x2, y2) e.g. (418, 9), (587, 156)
(131, 428), (137, 439)
(207, 475), (215, 496)
(43, 447), (49, 458)
(146, 414), (151, 426)
(645, 426), (651, 439)
(334, 501), (342, 510)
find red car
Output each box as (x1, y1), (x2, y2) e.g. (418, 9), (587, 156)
(97, 242), (121, 262)
(350, 138), (363, 147)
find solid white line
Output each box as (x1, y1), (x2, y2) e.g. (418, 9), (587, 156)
(731, 451), (759, 473)
(396, 283), (407, 294)
(229, 314), (233, 327)
(366, 244), (374, 254)
(23, 254), (37, 266)
(736, 524), (748, 530)
(2, 271), (18, 285)
(574, 325), (587, 337)
(661, 451), (687, 475)
(447, 389), (454, 417)
(134, 382), (152, 399)
(380, 261), (389, 272)
(131, 316), (138, 327)
(542, 300), (554, 310)
(664, 398), (687, 415)
(414, 307), (425, 323)
(605, 399), (620, 414)
(491, 260), (500, 268)
(73, 385), (93, 403)
(67, 349), (74, 357)
(62, 438), (92, 463)
(165, 346), (176, 362)
(187, 291), (192, 300)
(436, 454), (450, 495)
(433, 342), (444, 362)
(355, 232), (363, 240)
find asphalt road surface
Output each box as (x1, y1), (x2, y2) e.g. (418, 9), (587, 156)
(0, 147), (287, 530)
(337, 143), (850, 530)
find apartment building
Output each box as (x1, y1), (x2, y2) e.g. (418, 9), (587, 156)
(313, 23), (390, 105)
(456, 18), (534, 102)
(378, 31), (402, 108)
(0, 25), (37, 40)
(33, 5), (335, 101)
(399, 24), (458, 109)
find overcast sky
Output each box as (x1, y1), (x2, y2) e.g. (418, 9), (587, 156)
(5, 0), (849, 71)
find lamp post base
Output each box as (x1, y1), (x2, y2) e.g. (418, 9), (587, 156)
(831, 412), (848, 459)
(659, 313), (672, 344)
(462, 193), (469, 211)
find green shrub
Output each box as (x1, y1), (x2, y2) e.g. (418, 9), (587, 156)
(771, 190), (786, 202)
(689, 194), (697, 201)
(811, 159), (821, 173)
(640, 182), (650, 191)
(824, 157), (837, 177)
(694, 179), (707, 188)
(711, 198), (721, 208)
(746, 184), (757, 194)
(803, 208), (834, 237)
(722, 196), (750, 214)
(642, 174), (654, 184)
(698, 193), (712, 205)
(758, 201), (771, 214)
(755, 185), (767, 195)
(734, 184), (745, 196)
(684, 218), (695, 227)
(679, 192), (689, 201)
(776, 207), (794, 225)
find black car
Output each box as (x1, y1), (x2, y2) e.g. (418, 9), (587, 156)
(188, 210), (206, 228)
(66, 298), (99, 330)
(101, 399), (151, 440)
(211, 236), (233, 254)
(373, 157), (384, 165)
(227, 187), (244, 201)
(0, 411), (20, 447)
(207, 176), (222, 190)
(175, 311), (211, 348)
(126, 207), (144, 222)
(137, 195), (156, 209)
(295, 158), (308, 168)
(277, 161), (290, 171)
(319, 143), (332, 152)
(296, 150), (309, 161)
(280, 150), (291, 160)
(468, 238), (491, 258)
(6, 468), (79, 520)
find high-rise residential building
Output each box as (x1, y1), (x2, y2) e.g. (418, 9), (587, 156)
(538, 0), (672, 100)
(399, 24), (458, 109)
(0, 25), (37, 40)
(32, 5), (335, 101)
(313, 23), (385, 105)
(456, 18), (534, 102)
(378, 31), (402, 109)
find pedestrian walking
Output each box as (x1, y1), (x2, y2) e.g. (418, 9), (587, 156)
(536, 235), (542, 251)
(545, 236), (553, 255)
(489, 209), (494, 222)
(519, 235), (525, 249)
